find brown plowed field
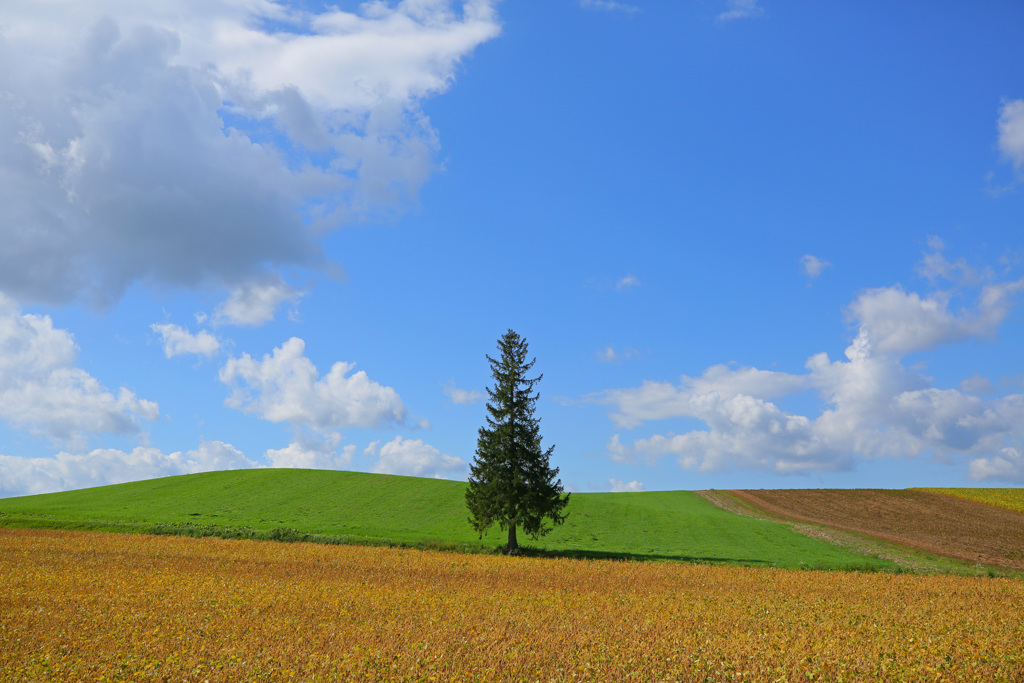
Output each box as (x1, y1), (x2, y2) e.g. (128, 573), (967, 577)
(730, 489), (1024, 570)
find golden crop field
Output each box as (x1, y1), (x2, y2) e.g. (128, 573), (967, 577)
(2, 529), (1024, 682)
(920, 488), (1024, 515)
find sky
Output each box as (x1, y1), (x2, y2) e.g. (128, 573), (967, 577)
(1, 0), (1023, 497)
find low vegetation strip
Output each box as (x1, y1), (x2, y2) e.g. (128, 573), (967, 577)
(920, 488), (1024, 515)
(2, 529), (1022, 682)
(731, 489), (1024, 570)
(0, 469), (896, 570)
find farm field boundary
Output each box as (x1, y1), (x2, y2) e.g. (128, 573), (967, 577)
(918, 487), (1024, 514)
(730, 488), (1024, 571)
(698, 490), (1011, 576)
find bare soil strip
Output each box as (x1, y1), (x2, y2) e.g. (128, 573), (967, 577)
(697, 490), (938, 573)
(728, 489), (1024, 570)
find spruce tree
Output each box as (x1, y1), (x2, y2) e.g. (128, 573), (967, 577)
(466, 329), (569, 553)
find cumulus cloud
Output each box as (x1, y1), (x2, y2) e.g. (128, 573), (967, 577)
(0, 441), (254, 497)
(717, 0), (764, 22)
(219, 337), (406, 430)
(0, 0), (501, 307)
(596, 248), (1024, 477)
(997, 99), (1024, 169)
(265, 432), (355, 470)
(605, 364), (810, 429)
(609, 478), (645, 492)
(969, 448), (1024, 483)
(370, 436), (467, 479)
(443, 381), (483, 405)
(800, 254), (831, 279)
(846, 279), (1024, 357)
(151, 322), (221, 358)
(212, 275), (304, 327)
(0, 295), (158, 447)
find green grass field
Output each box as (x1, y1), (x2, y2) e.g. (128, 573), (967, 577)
(0, 469), (898, 570)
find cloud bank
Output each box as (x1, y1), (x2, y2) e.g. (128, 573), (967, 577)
(0, 295), (158, 448)
(0, 0), (501, 307)
(599, 245), (1024, 480)
(0, 441), (254, 497)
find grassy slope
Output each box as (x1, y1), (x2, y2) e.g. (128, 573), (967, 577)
(0, 469), (896, 570)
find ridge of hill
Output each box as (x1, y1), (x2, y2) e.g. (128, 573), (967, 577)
(0, 469), (896, 571)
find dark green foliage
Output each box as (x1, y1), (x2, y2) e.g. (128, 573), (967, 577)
(466, 330), (570, 552)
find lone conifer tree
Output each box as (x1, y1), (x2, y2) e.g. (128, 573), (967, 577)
(466, 329), (569, 553)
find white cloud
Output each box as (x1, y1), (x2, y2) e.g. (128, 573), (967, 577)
(443, 381), (483, 405)
(0, 0), (501, 307)
(846, 279), (1024, 357)
(596, 248), (1024, 477)
(997, 99), (1024, 169)
(615, 275), (640, 290)
(151, 322), (221, 358)
(0, 441), (254, 497)
(604, 364), (810, 429)
(219, 337), (406, 430)
(597, 346), (639, 363)
(0, 295), (158, 447)
(580, 0), (640, 14)
(265, 432), (355, 470)
(969, 447), (1024, 483)
(915, 236), (982, 286)
(609, 478), (645, 492)
(800, 254), (831, 279)
(717, 0), (764, 22)
(213, 275), (304, 327)
(370, 435), (467, 478)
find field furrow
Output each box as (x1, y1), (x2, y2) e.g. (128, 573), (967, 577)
(731, 489), (1024, 570)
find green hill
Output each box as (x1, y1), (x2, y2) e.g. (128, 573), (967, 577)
(0, 469), (896, 570)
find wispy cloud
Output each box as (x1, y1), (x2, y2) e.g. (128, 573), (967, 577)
(151, 323), (221, 358)
(800, 254), (832, 280)
(443, 381), (483, 405)
(998, 99), (1024, 169)
(580, 0), (640, 14)
(597, 346), (639, 363)
(616, 275), (641, 291)
(717, 0), (764, 23)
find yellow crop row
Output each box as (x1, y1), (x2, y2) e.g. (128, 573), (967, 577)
(921, 488), (1024, 515)
(2, 529), (1023, 682)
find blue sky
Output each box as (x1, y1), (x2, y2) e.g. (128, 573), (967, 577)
(1, 0), (1023, 497)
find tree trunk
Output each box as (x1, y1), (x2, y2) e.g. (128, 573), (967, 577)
(506, 523), (518, 554)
